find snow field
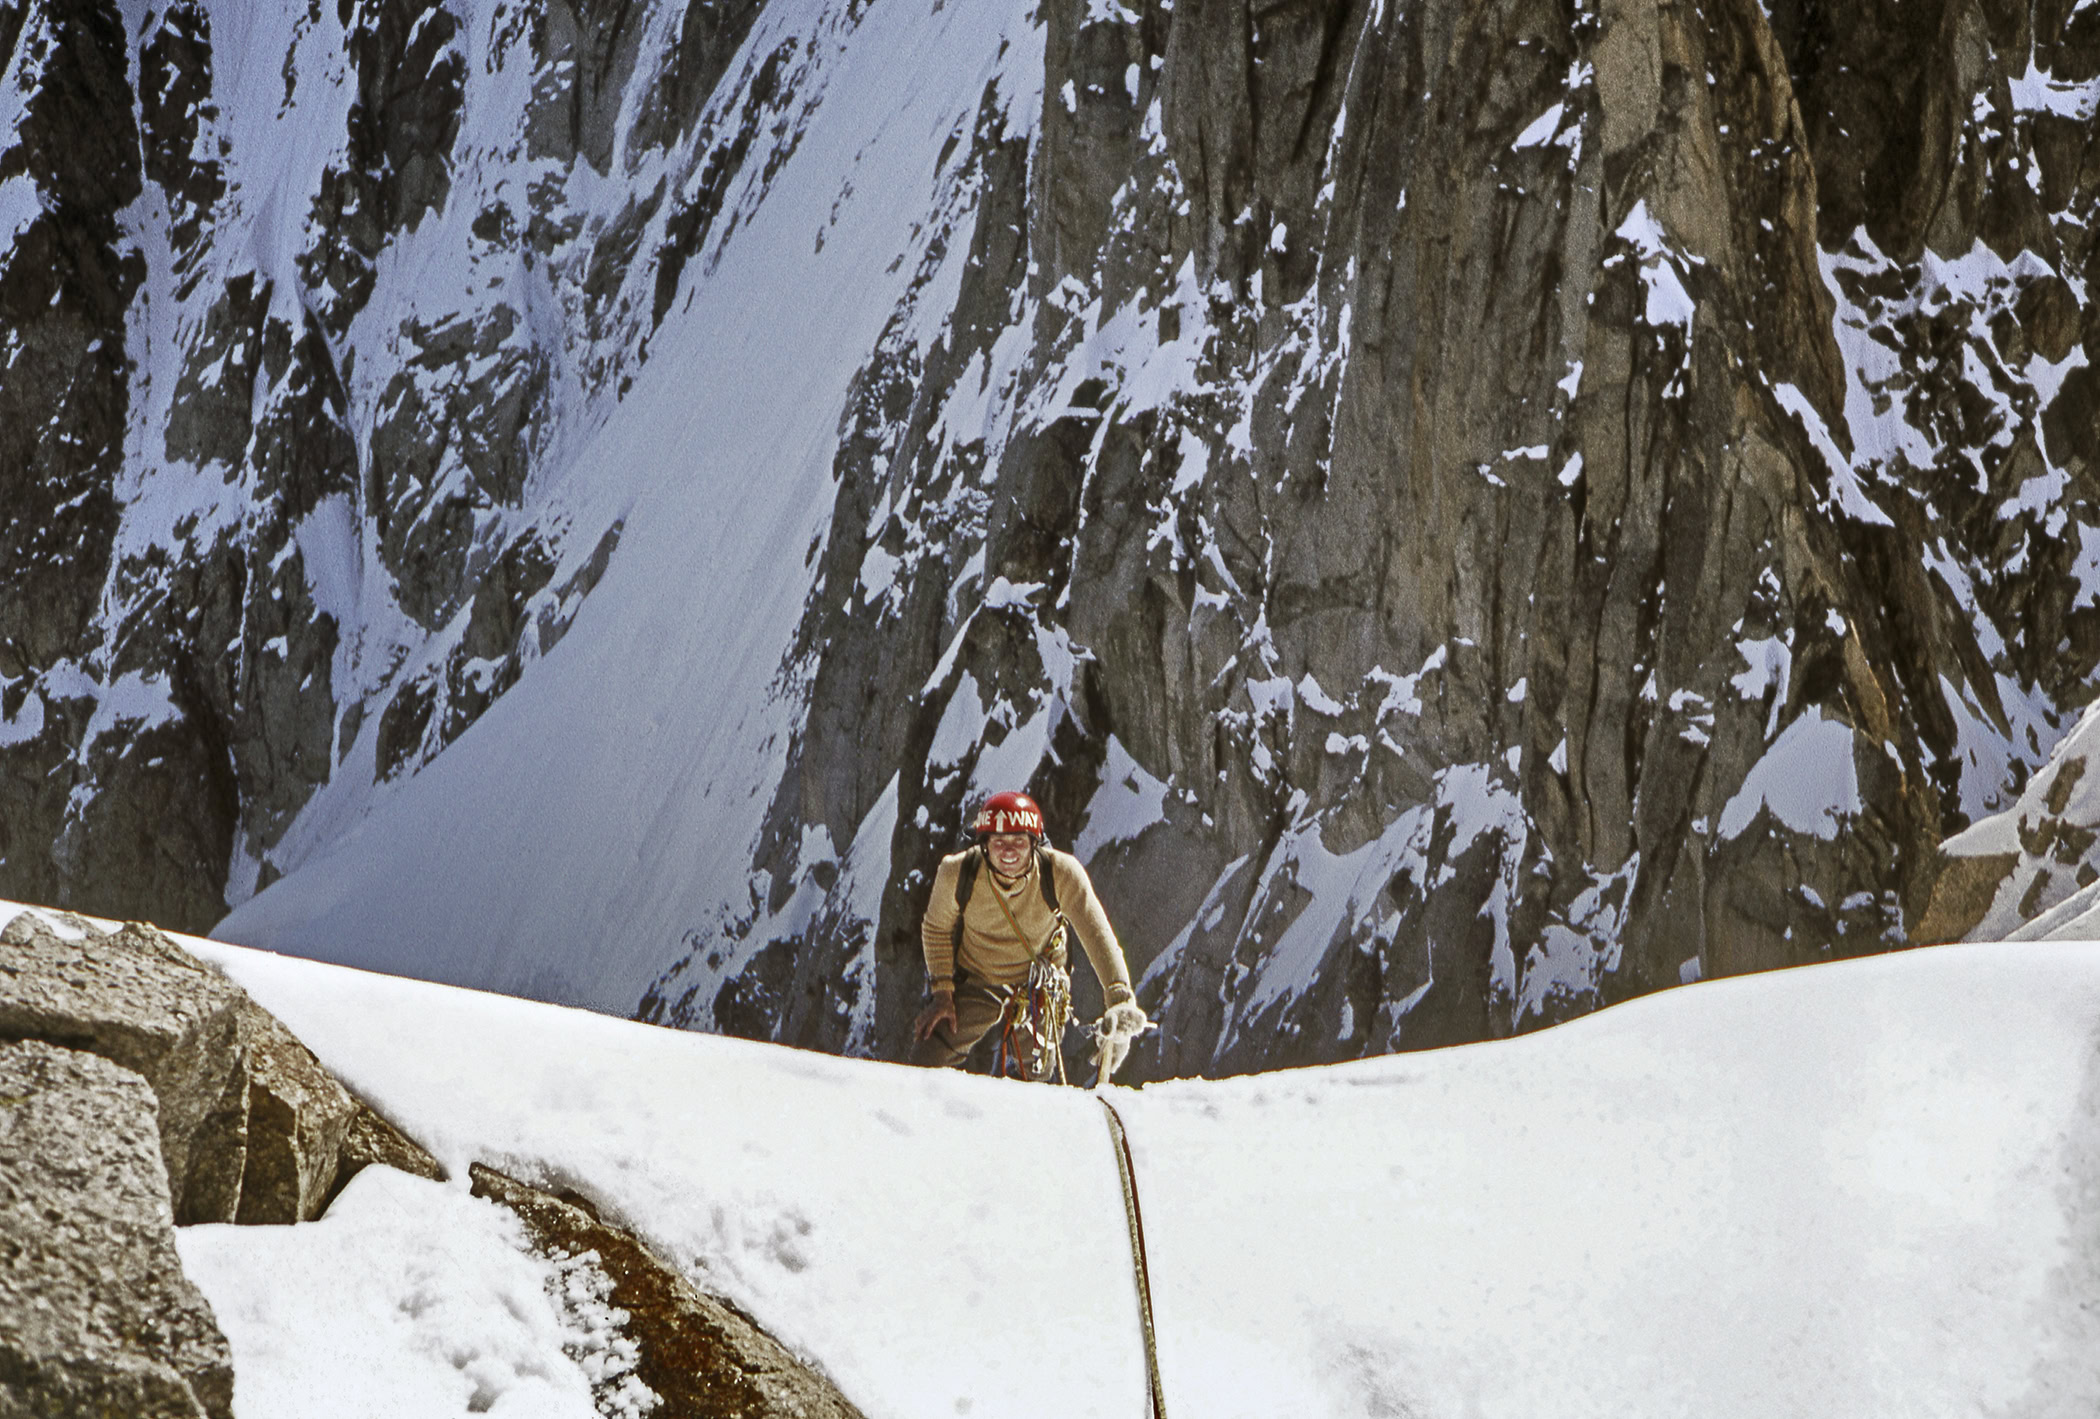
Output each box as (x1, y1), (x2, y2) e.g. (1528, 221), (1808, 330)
(44, 907), (2083, 1419)
(1122, 942), (2100, 1418)
(180, 933), (1148, 1419)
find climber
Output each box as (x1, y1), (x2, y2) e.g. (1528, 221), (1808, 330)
(912, 790), (1150, 1084)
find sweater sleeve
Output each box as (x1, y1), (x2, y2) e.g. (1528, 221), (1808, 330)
(1051, 852), (1134, 1005)
(919, 854), (964, 991)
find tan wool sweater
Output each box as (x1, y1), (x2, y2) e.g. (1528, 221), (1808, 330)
(920, 846), (1134, 1002)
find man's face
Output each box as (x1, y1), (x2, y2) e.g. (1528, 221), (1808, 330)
(985, 832), (1032, 874)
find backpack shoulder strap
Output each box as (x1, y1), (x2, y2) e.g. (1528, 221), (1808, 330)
(951, 847), (983, 954)
(1035, 846), (1061, 915)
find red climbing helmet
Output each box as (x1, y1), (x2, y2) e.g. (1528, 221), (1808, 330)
(971, 790), (1046, 840)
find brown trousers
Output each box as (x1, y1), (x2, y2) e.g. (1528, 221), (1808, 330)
(911, 978), (1057, 1082)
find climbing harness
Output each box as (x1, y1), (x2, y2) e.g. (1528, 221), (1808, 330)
(990, 954), (1073, 1082)
(979, 850), (1073, 1083)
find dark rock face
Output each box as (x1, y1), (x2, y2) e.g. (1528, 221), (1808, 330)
(470, 1162), (869, 1419)
(0, 1), (171, 924)
(5, 0), (2100, 1074)
(0, 1039), (236, 1419)
(299, 0), (467, 337)
(0, 910), (440, 1224)
(0, 0), (747, 924)
(641, 0), (2100, 1076)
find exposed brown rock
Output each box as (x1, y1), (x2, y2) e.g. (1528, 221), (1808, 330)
(470, 1163), (867, 1419)
(1934, 714), (2100, 942)
(1914, 850), (2020, 944)
(332, 1100), (447, 1197)
(222, 999), (361, 1226)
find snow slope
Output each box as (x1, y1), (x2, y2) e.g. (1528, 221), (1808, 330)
(135, 913), (2100, 1419)
(1122, 955), (2100, 1418)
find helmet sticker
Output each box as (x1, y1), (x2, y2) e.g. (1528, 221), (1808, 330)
(971, 790), (1046, 839)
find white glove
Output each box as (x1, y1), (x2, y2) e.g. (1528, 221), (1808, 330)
(1090, 1001), (1150, 1086)
(1100, 1001), (1148, 1039)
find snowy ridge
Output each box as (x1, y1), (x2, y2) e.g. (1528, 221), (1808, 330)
(114, 911), (2100, 1419)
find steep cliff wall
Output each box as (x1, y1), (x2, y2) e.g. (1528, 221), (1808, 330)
(2, 0), (2096, 1077)
(645, 0), (2100, 1074)
(0, 0), (745, 928)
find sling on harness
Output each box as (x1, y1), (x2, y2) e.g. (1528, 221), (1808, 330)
(952, 845), (1073, 1083)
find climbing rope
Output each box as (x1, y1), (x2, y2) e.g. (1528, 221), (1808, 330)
(1097, 1095), (1167, 1419)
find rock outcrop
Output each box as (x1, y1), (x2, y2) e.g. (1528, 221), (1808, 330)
(1924, 698), (2100, 941)
(1, 902), (863, 1417)
(471, 1163), (869, 1419)
(0, 1039), (235, 1419)
(0, 906), (453, 1416)
(1, 914), (246, 1224)
(0, 911), (441, 1224)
